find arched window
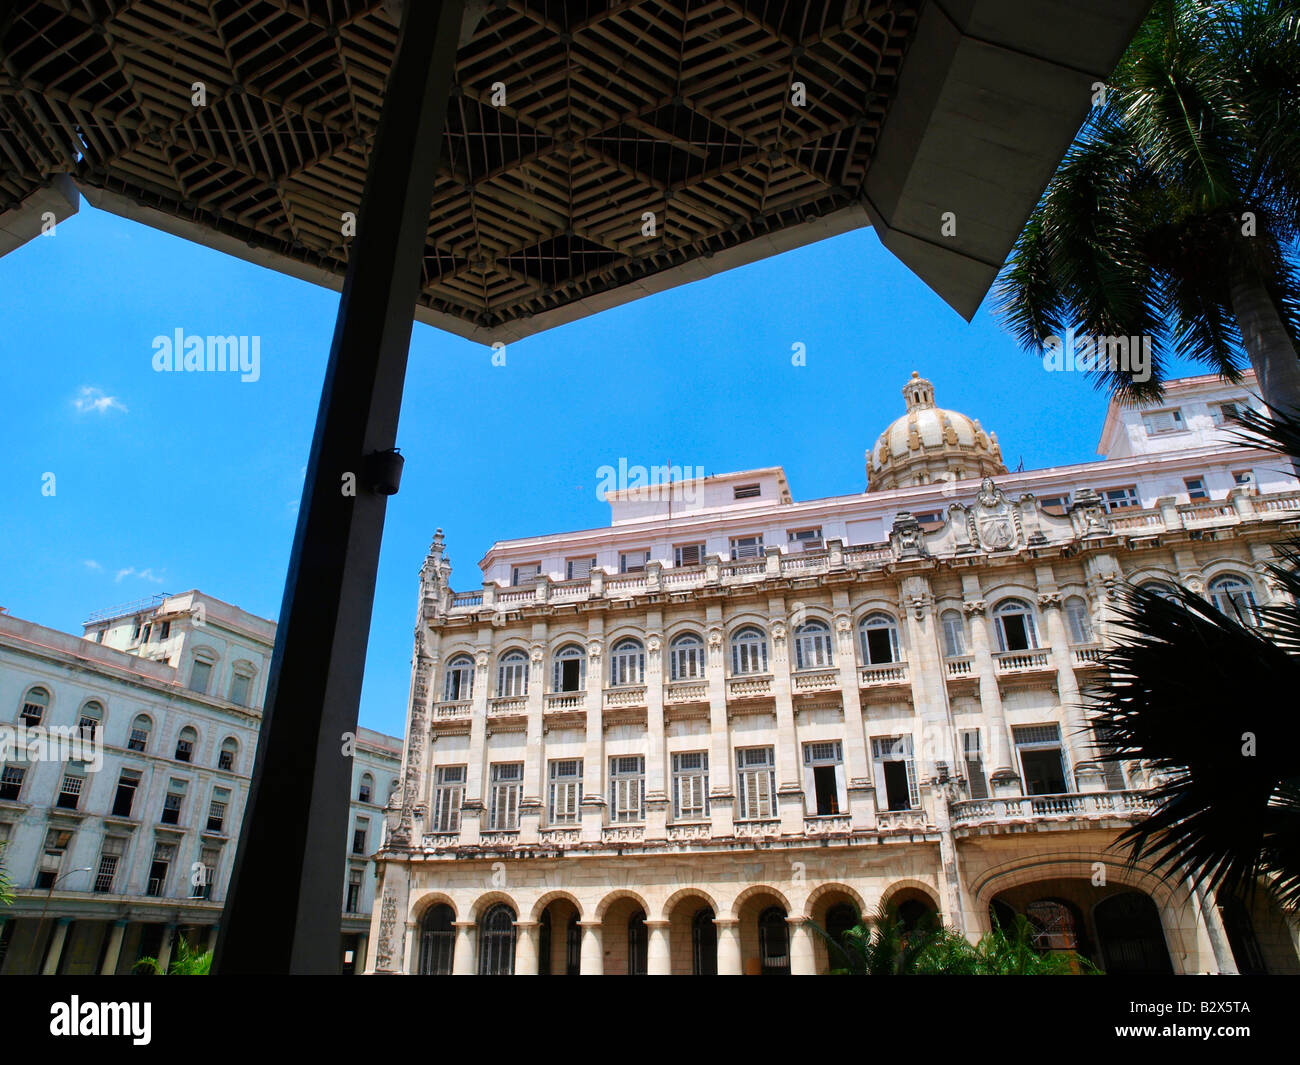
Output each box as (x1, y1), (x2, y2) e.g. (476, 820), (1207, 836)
(478, 903), (517, 975)
(1064, 596), (1093, 644)
(418, 904), (455, 975)
(19, 686), (49, 727)
(188, 651), (216, 694)
(127, 713), (153, 752)
(358, 773), (374, 804)
(758, 906), (790, 975)
(218, 736), (239, 772)
(1139, 581), (1179, 601)
(993, 598), (1038, 652)
(940, 610), (966, 658)
(669, 633), (705, 681)
(793, 620), (833, 670)
(825, 902), (860, 962)
(858, 613), (900, 665)
(77, 700), (103, 740)
(1210, 575), (1260, 626)
(692, 908), (718, 975)
(175, 725), (199, 763)
(443, 654), (474, 702)
(730, 626), (768, 675)
(497, 650), (528, 698)
(609, 638), (645, 687)
(1026, 899), (1081, 950)
(627, 911), (648, 975)
(552, 643), (586, 692)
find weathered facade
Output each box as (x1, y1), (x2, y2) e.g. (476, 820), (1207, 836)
(370, 372), (1300, 975)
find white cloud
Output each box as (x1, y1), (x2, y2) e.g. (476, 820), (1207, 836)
(83, 559), (103, 571)
(114, 567), (164, 584)
(73, 386), (127, 414)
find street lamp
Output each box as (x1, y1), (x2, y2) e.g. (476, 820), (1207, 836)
(27, 866), (93, 973)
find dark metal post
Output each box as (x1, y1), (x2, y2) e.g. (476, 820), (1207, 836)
(214, 0), (467, 974)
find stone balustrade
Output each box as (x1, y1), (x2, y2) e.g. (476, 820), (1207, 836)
(993, 648), (1052, 674)
(950, 790), (1157, 827)
(875, 808), (929, 831)
(858, 662), (909, 686)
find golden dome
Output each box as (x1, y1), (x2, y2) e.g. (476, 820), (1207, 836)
(867, 372), (1007, 491)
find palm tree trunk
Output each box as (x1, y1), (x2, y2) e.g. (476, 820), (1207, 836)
(1229, 274), (1300, 416)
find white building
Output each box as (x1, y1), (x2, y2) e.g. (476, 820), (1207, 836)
(368, 370), (1300, 975)
(0, 590), (400, 974)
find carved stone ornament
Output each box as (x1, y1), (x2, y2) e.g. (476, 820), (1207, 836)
(962, 599), (987, 617)
(970, 478), (1017, 551)
(770, 621), (787, 642)
(587, 640), (603, 661)
(834, 615), (852, 636)
(647, 634), (662, 655)
(474, 649), (489, 669)
(1037, 592), (1061, 608)
(707, 628), (724, 650)
(530, 644), (544, 664)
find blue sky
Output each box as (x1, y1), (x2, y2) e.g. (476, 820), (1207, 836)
(0, 201), (1205, 738)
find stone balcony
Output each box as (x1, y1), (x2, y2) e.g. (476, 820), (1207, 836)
(950, 789), (1157, 831)
(992, 648), (1054, 677)
(664, 680), (708, 704)
(726, 674), (774, 700)
(544, 691), (586, 712)
(858, 661), (909, 688)
(433, 700), (471, 720)
(875, 808), (929, 831)
(792, 667), (839, 694)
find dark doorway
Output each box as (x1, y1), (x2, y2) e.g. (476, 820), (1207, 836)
(478, 904), (516, 975)
(1219, 895), (1267, 975)
(1094, 892), (1173, 974)
(758, 906), (790, 975)
(559, 658), (581, 692)
(538, 911), (552, 975)
(418, 904), (454, 975)
(812, 765), (839, 814)
(566, 915), (581, 975)
(898, 898), (935, 933)
(692, 909), (717, 975)
(1020, 748), (1067, 795)
(882, 760), (911, 810)
(627, 911), (648, 975)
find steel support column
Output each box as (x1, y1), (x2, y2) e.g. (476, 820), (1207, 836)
(214, 0), (468, 973)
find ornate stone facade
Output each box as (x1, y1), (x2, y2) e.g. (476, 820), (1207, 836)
(369, 372), (1300, 975)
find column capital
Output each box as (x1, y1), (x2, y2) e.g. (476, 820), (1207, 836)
(514, 920), (541, 930)
(644, 919), (671, 930)
(711, 917), (739, 928)
(576, 919), (604, 929)
(452, 920), (477, 930)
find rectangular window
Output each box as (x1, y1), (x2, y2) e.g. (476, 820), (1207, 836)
(188, 658), (212, 694)
(127, 726), (148, 753)
(733, 483), (761, 500)
(175, 737), (194, 763)
(872, 736), (919, 811)
(94, 837), (126, 894)
(802, 741), (845, 816)
(228, 673), (251, 707)
(565, 556), (595, 580)
(1, 765), (26, 801)
(1038, 493), (1071, 516)
(111, 769), (141, 818)
(548, 759), (583, 825)
(735, 747), (776, 820)
(729, 534), (764, 561)
(346, 868), (363, 913)
(193, 847), (220, 899)
(1013, 724), (1070, 796)
(146, 841), (175, 897)
(1141, 408), (1184, 434)
(1212, 401), (1246, 426)
(960, 730), (988, 800)
(159, 620), (171, 640)
(671, 752), (709, 821)
(218, 747), (234, 771)
(609, 756), (645, 823)
(1100, 486), (1139, 512)
(207, 788), (230, 833)
(788, 527), (823, 549)
(57, 770), (84, 810)
(160, 781), (186, 826)
(352, 818), (369, 855)
(1184, 477), (1208, 501)
(490, 763), (523, 830)
(913, 510), (944, 529)
(37, 828), (73, 889)
(510, 563), (541, 587)
(674, 543), (705, 567)
(619, 549), (651, 574)
(432, 766), (465, 833)
(942, 613), (966, 658)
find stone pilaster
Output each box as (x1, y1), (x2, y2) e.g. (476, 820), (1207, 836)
(580, 622), (606, 842)
(769, 599), (804, 834)
(832, 590), (875, 830)
(705, 605), (735, 836)
(644, 613), (667, 840)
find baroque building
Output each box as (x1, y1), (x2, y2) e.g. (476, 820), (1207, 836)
(0, 590), (400, 974)
(370, 371), (1300, 976)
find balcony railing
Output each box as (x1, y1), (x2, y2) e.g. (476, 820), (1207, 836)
(488, 696), (527, 716)
(804, 814), (852, 835)
(950, 790), (1157, 827)
(727, 675), (773, 699)
(604, 685), (647, 709)
(793, 668), (839, 693)
(1071, 644), (1105, 667)
(876, 808), (928, 831)
(665, 681), (708, 704)
(944, 655), (975, 677)
(538, 828), (581, 846)
(733, 818), (780, 838)
(992, 648), (1052, 674)
(433, 700), (471, 719)
(859, 662), (909, 687)
(666, 822), (711, 841)
(544, 691), (586, 712)
(602, 825), (644, 844)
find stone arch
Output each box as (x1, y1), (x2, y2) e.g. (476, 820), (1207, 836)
(729, 883), (792, 920)
(660, 887), (718, 922)
(878, 878), (941, 911)
(469, 890), (519, 921)
(530, 890), (584, 922)
(409, 891), (459, 923)
(802, 882), (867, 919)
(595, 888), (650, 920)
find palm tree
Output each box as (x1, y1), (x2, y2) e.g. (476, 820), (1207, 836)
(0, 842), (13, 907)
(998, 0), (1300, 415)
(134, 934), (213, 975)
(1086, 406), (1300, 910)
(811, 904), (941, 975)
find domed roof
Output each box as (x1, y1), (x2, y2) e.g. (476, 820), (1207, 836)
(867, 372), (1007, 491)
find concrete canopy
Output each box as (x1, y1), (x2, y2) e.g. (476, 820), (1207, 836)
(0, 0), (1149, 340)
